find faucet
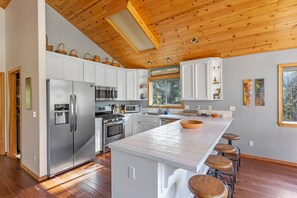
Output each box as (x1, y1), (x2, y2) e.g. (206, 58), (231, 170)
(196, 105), (202, 116)
(158, 108), (163, 114)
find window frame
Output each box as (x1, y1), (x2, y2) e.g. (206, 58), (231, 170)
(148, 74), (184, 109)
(278, 62), (297, 128)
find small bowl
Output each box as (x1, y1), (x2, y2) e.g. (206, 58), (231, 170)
(180, 120), (203, 129)
(211, 113), (221, 118)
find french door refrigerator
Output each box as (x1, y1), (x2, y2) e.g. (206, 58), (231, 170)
(47, 79), (95, 177)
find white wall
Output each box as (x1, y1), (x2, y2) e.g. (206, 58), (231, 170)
(185, 48), (297, 163)
(46, 4), (113, 61)
(5, 0), (46, 177)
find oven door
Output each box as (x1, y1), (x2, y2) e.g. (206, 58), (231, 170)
(104, 121), (125, 145)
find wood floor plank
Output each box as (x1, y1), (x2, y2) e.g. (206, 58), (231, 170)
(1, 153), (297, 197)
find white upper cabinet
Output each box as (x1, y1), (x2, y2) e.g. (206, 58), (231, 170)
(194, 60), (210, 100)
(181, 61), (195, 100)
(83, 61), (95, 83)
(117, 69), (126, 100)
(46, 52), (63, 79)
(63, 57), (84, 81)
(181, 58), (222, 101)
(106, 67), (117, 87)
(126, 69), (137, 100)
(95, 64), (117, 87)
(95, 64), (106, 86)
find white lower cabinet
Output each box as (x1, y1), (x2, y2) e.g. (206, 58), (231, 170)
(132, 115), (161, 136)
(95, 118), (103, 153)
(124, 115), (132, 137)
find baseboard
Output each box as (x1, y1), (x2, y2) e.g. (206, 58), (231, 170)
(241, 154), (297, 168)
(20, 163), (48, 182)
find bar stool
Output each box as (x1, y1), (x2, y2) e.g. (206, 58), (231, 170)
(222, 133), (241, 167)
(205, 155), (235, 197)
(214, 143), (239, 182)
(188, 175), (228, 198)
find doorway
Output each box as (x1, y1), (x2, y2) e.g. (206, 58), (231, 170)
(0, 72), (4, 155)
(8, 67), (22, 158)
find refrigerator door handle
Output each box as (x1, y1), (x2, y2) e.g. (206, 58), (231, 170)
(70, 95), (74, 132)
(74, 94), (78, 132)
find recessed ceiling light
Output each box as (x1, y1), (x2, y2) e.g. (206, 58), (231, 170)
(190, 37), (199, 44)
(166, 57), (172, 62)
(147, 60), (153, 64)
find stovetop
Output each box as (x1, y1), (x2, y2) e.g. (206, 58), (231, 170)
(95, 113), (124, 120)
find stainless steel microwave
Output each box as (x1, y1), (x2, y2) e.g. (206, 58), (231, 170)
(95, 86), (117, 101)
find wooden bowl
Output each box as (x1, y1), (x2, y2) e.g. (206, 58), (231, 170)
(211, 113), (221, 118)
(180, 120), (203, 129)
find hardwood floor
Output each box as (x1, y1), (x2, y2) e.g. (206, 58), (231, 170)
(0, 153), (297, 198)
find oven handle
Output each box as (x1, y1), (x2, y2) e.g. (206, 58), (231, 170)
(104, 121), (124, 127)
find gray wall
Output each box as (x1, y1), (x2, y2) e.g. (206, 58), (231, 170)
(186, 49), (297, 163)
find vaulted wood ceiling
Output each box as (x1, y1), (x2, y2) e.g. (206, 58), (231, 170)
(0, 0), (10, 9)
(47, 0), (297, 68)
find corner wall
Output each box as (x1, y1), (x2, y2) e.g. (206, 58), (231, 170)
(5, 0), (46, 177)
(185, 48), (297, 163)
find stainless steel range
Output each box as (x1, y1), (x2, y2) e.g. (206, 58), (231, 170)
(96, 106), (125, 153)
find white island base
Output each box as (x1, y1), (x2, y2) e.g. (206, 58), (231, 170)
(112, 149), (211, 198)
(110, 117), (232, 198)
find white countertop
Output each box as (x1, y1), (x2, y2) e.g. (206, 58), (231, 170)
(109, 116), (232, 173)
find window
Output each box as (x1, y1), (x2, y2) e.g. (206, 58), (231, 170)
(278, 63), (297, 127)
(148, 74), (183, 108)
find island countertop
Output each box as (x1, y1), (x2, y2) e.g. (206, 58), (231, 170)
(109, 116), (232, 173)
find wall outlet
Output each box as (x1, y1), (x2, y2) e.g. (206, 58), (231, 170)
(33, 111), (37, 118)
(128, 166), (135, 180)
(229, 106), (236, 111)
(248, 141), (254, 147)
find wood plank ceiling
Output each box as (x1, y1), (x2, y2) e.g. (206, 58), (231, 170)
(0, 0), (10, 9)
(46, 0), (297, 68)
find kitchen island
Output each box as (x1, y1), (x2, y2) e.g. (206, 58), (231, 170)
(109, 116), (232, 198)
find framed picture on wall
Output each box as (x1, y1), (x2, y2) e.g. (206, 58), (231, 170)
(25, 77), (32, 110)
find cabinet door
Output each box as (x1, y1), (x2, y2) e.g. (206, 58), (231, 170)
(126, 70), (137, 100)
(134, 121), (145, 135)
(106, 67), (117, 87)
(145, 122), (160, 131)
(46, 53), (63, 79)
(117, 69), (126, 100)
(95, 65), (107, 86)
(124, 116), (132, 137)
(63, 58), (84, 81)
(95, 118), (103, 153)
(83, 62), (95, 83)
(195, 61), (210, 100)
(181, 62), (195, 100)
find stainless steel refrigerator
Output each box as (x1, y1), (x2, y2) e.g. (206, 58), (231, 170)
(47, 79), (95, 177)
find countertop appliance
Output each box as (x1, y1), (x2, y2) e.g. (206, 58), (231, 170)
(124, 105), (140, 113)
(47, 79), (95, 177)
(95, 86), (117, 101)
(96, 106), (125, 153)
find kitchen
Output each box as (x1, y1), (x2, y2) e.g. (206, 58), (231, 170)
(1, 0), (297, 198)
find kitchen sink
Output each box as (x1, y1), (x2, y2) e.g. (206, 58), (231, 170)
(142, 112), (162, 116)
